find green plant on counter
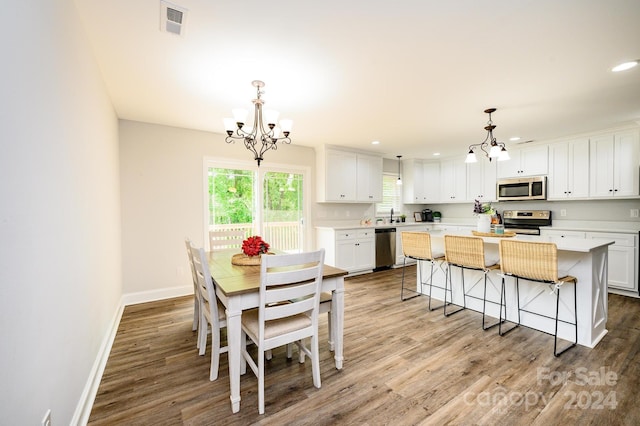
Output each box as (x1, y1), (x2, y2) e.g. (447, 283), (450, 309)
(473, 199), (495, 215)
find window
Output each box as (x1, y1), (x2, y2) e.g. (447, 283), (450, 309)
(376, 173), (402, 215)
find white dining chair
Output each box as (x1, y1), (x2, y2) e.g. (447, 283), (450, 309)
(241, 249), (325, 414)
(185, 238), (200, 343)
(189, 242), (228, 381)
(209, 229), (245, 251)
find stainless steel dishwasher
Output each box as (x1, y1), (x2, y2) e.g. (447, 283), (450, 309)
(375, 227), (396, 270)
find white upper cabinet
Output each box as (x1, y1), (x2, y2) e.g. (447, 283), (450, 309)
(318, 148), (357, 201)
(547, 138), (590, 199)
(402, 159), (440, 204)
(316, 146), (383, 202)
(466, 159), (497, 202)
(356, 153), (383, 202)
(497, 145), (549, 178)
(440, 157), (467, 202)
(589, 131), (640, 198)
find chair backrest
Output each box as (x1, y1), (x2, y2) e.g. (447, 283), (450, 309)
(209, 230), (246, 251)
(189, 242), (221, 321)
(499, 239), (558, 282)
(258, 249), (325, 339)
(444, 235), (486, 269)
(185, 238), (197, 287)
(402, 232), (434, 260)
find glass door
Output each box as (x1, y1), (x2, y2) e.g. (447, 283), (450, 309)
(262, 172), (304, 253)
(206, 162), (306, 253)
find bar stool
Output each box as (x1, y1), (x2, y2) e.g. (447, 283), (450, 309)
(443, 235), (501, 328)
(498, 239), (578, 357)
(400, 232), (446, 310)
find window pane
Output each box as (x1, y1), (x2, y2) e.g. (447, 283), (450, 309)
(263, 172), (303, 253)
(208, 168), (255, 234)
(376, 173), (401, 215)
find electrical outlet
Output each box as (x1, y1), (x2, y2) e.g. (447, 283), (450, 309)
(42, 409), (51, 426)
(560, 209), (567, 217)
(631, 209), (639, 218)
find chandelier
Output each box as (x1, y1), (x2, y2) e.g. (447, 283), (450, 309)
(223, 80), (292, 166)
(465, 108), (509, 163)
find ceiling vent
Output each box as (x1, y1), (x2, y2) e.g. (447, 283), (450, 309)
(160, 1), (188, 36)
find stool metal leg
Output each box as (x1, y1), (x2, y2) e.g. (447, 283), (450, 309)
(400, 258), (421, 301)
(427, 260), (444, 311)
(499, 275), (519, 336)
(482, 271), (503, 330)
(553, 283), (577, 357)
(444, 264), (464, 317)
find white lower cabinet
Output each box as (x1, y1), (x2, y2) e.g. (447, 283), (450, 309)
(316, 228), (375, 274)
(541, 229), (639, 296)
(586, 232), (638, 295)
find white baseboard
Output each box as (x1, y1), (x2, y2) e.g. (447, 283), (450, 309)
(72, 285), (193, 424)
(122, 285), (193, 306)
(71, 301), (124, 425)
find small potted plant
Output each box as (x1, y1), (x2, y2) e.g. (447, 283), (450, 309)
(473, 200), (495, 233)
(400, 214), (406, 223)
(432, 211), (441, 222)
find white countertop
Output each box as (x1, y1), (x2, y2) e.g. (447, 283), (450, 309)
(315, 220), (640, 234)
(426, 230), (614, 253)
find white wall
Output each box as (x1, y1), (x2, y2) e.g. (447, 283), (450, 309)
(0, 1), (121, 424)
(119, 120), (315, 297)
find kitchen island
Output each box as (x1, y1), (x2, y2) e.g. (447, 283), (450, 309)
(414, 231), (614, 348)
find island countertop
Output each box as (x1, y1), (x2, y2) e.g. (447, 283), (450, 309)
(427, 230), (615, 253)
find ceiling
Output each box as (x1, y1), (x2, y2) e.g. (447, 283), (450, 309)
(75, 0), (640, 160)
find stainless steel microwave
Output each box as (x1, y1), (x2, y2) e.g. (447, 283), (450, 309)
(496, 176), (547, 201)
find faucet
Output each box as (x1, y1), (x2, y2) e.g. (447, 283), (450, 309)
(390, 208), (394, 224)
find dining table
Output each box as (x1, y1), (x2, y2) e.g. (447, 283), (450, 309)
(206, 249), (348, 413)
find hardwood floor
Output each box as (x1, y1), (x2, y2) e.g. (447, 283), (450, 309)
(89, 266), (640, 425)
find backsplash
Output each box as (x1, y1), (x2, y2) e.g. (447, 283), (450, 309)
(313, 198), (640, 230)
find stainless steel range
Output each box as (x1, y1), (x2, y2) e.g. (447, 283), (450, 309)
(502, 210), (552, 235)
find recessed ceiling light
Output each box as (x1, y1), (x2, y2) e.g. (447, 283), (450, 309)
(433, 152), (440, 156)
(612, 61), (638, 72)
(510, 137), (521, 141)
(371, 140), (380, 145)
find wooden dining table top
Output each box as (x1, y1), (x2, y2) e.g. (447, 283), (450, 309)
(206, 249), (348, 296)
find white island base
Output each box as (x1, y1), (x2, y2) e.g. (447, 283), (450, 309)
(414, 231), (613, 349)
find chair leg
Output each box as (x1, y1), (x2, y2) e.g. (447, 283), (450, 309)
(192, 294), (199, 332)
(482, 272), (502, 330)
(258, 348), (265, 415)
(427, 260), (444, 311)
(444, 265), (464, 317)
(401, 258), (420, 301)
(327, 311), (334, 351)
(311, 334), (321, 389)
(210, 325), (220, 381)
(240, 332), (247, 376)
(499, 276), (519, 336)
(298, 340), (306, 363)
(198, 309), (207, 356)
(553, 285), (577, 357)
